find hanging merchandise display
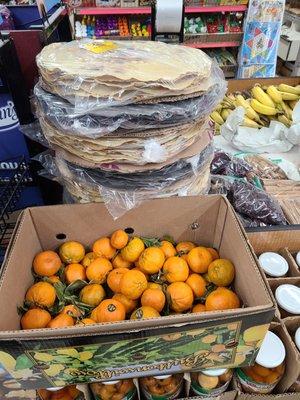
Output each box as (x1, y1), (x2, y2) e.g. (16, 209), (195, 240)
(237, 0), (285, 78)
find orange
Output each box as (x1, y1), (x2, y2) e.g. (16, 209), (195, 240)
(176, 242), (196, 254)
(76, 318), (96, 326)
(163, 256), (189, 283)
(192, 304), (206, 313)
(47, 275), (60, 284)
(138, 247), (165, 274)
(147, 282), (162, 290)
(141, 288), (166, 312)
(205, 287), (240, 311)
(25, 282), (56, 308)
(107, 268), (129, 293)
(186, 274), (207, 297)
(93, 237), (116, 260)
(121, 237), (145, 262)
(112, 254), (132, 269)
(33, 250), (61, 277)
(86, 257), (113, 283)
(59, 241), (85, 264)
(130, 306), (160, 320)
(132, 266), (149, 280)
(82, 252), (96, 268)
(79, 283), (105, 306)
(113, 293), (138, 314)
(91, 299), (126, 323)
(62, 304), (83, 318)
(47, 313), (74, 328)
(187, 247), (213, 274)
(160, 241), (177, 258)
(110, 230), (129, 250)
(167, 282), (194, 313)
(207, 259), (235, 287)
(207, 248), (220, 261)
(120, 270), (148, 300)
(21, 308), (51, 330)
(64, 263), (86, 284)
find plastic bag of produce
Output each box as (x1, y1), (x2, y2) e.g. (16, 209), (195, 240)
(36, 145), (213, 219)
(210, 175), (287, 227)
(32, 64), (226, 138)
(221, 106), (300, 153)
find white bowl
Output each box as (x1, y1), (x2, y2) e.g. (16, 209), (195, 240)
(259, 252), (289, 277)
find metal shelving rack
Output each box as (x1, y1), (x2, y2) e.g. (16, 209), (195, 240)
(0, 157), (31, 264)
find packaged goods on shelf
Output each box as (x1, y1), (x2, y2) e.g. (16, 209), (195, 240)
(37, 144), (213, 217)
(184, 13), (243, 35)
(95, 0), (120, 6)
(0, 196), (275, 390)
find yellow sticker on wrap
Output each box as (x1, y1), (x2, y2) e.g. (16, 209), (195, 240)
(82, 41), (117, 54)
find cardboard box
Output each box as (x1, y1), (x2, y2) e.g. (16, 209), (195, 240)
(0, 196), (274, 390)
(233, 323), (300, 398)
(227, 77), (300, 93)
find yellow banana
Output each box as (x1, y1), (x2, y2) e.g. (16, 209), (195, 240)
(235, 94), (262, 122)
(281, 101), (293, 120)
(278, 83), (300, 95)
(215, 104), (222, 112)
(250, 99), (277, 116)
(251, 85), (275, 108)
(242, 117), (260, 129)
(214, 122), (221, 135)
(289, 100), (298, 109)
(210, 111), (224, 125)
(266, 86), (282, 103)
(221, 109), (231, 121)
(278, 91), (299, 101)
(278, 115), (292, 127)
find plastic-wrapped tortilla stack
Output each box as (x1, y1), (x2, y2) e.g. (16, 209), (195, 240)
(29, 39), (226, 217)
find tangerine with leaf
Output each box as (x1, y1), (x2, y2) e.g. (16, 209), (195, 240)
(21, 308), (52, 330)
(93, 237), (116, 260)
(33, 250), (61, 277)
(86, 257), (113, 283)
(64, 263), (86, 284)
(25, 281), (56, 308)
(79, 283), (105, 307)
(59, 241), (85, 264)
(91, 299), (126, 323)
(110, 230), (129, 250)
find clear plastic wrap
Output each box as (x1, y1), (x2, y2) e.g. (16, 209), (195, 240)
(22, 117), (212, 165)
(36, 144), (213, 218)
(32, 63), (226, 138)
(36, 39), (216, 108)
(210, 175), (287, 227)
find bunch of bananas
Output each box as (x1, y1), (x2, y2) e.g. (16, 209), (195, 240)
(211, 83), (300, 134)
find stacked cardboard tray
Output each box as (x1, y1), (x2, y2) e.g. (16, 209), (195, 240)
(28, 39), (226, 217)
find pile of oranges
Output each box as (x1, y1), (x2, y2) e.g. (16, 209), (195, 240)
(19, 230), (240, 330)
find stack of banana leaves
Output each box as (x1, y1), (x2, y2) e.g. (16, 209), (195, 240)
(211, 83), (300, 134)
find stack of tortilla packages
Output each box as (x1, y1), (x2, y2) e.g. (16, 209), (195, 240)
(26, 39), (226, 218)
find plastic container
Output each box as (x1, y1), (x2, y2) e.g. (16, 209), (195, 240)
(190, 368), (233, 397)
(90, 379), (136, 400)
(275, 284), (300, 315)
(37, 386), (85, 399)
(236, 331), (286, 394)
(140, 374), (183, 399)
(258, 252), (289, 277)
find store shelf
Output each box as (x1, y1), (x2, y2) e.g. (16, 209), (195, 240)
(186, 5), (247, 13)
(75, 7), (151, 15)
(184, 41), (241, 48)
